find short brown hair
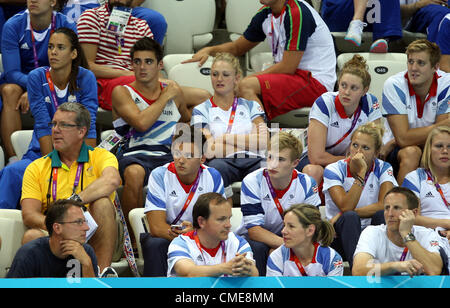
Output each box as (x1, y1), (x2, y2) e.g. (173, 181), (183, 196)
(406, 39), (441, 67)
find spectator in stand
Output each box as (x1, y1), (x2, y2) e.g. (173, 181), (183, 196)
(167, 192), (258, 277)
(0, 27), (98, 210)
(142, 126), (225, 277)
(321, 0), (403, 53)
(7, 199), (98, 278)
(61, 0), (167, 45)
(353, 187), (444, 276)
(183, 0), (336, 121)
(403, 126), (450, 237)
(111, 37), (190, 242)
(20, 103), (121, 276)
(77, 0), (209, 112)
(237, 131), (321, 276)
(266, 203), (344, 277)
(191, 52), (268, 202)
(381, 39), (450, 185)
(323, 122), (398, 267)
(299, 54), (382, 186)
(0, 0), (76, 164)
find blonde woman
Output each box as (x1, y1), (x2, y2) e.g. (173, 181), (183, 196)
(266, 204), (343, 277)
(323, 122), (398, 267)
(403, 126), (450, 237)
(190, 52), (268, 199)
(300, 54), (382, 186)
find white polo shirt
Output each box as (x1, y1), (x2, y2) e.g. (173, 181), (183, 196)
(403, 168), (450, 220)
(145, 162), (225, 224)
(237, 168), (321, 236)
(382, 70), (450, 129)
(323, 158), (398, 229)
(266, 243), (344, 277)
(167, 230), (254, 277)
(308, 91), (382, 156)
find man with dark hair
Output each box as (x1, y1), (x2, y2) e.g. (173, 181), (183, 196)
(21, 103), (121, 276)
(167, 192), (258, 277)
(352, 187), (444, 276)
(141, 126), (225, 276)
(111, 37), (191, 235)
(7, 199), (98, 278)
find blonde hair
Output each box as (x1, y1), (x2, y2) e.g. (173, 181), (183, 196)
(338, 54), (371, 89)
(270, 131), (303, 161)
(284, 204), (335, 247)
(406, 39), (441, 67)
(351, 121), (385, 153)
(421, 126), (450, 182)
(212, 52), (243, 78)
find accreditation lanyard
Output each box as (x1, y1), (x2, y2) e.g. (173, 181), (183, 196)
(425, 169), (449, 209)
(193, 231), (226, 266)
(326, 97), (362, 151)
(50, 163), (84, 202)
(30, 14), (56, 69)
(270, 2), (287, 59)
(171, 168), (203, 225)
(225, 98), (239, 134)
(45, 68), (60, 110)
(400, 247), (408, 261)
(263, 169), (285, 220)
(290, 249), (309, 276)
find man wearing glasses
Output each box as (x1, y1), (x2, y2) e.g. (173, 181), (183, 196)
(20, 103), (121, 277)
(7, 199), (98, 278)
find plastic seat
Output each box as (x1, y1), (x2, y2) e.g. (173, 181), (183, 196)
(167, 61), (214, 94)
(225, 0), (272, 73)
(0, 209), (27, 277)
(128, 207), (148, 275)
(231, 207), (243, 233)
(337, 52), (407, 103)
(10, 130), (33, 160)
(270, 107), (311, 129)
(142, 0), (215, 54)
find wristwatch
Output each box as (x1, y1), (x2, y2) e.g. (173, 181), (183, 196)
(403, 232), (416, 243)
(68, 193), (83, 204)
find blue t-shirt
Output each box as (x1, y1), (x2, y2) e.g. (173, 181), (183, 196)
(1, 10), (77, 88)
(6, 237), (98, 278)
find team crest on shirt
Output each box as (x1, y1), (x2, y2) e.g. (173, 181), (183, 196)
(333, 260), (343, 268)
(372, 102), (380, 110)
(312, 185), (318, 193)
(45, 96), (51, 104)
(430, 240), (439, 247)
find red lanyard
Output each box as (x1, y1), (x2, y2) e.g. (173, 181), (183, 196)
(326, 97), (362, 151)
(225, 98), (238, 134)
(263, 169), (285, 219)
(193, 231), (226, 265)
(30, 14), (56, 69)
(425, 169), (449, 209)
(171, 168), (203, 225)
(45, 68), (59, 110)
(270, 2), (287, 59)
(290, 243), (319, 276)
(400, 247), (408, 261)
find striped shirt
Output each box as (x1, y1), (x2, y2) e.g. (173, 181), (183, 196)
(77, 5), (153, 71)
(243, 0), (336, 91)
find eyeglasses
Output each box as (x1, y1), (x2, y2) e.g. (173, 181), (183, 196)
(57, 218), (87, 226)
(48, 121), (79, 130)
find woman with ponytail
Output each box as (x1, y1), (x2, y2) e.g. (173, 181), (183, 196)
(0, 27), (98, 210)
(322, 122), (398, 267)
(299, 54), (383, 186)
(266, 203), (344, 277)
